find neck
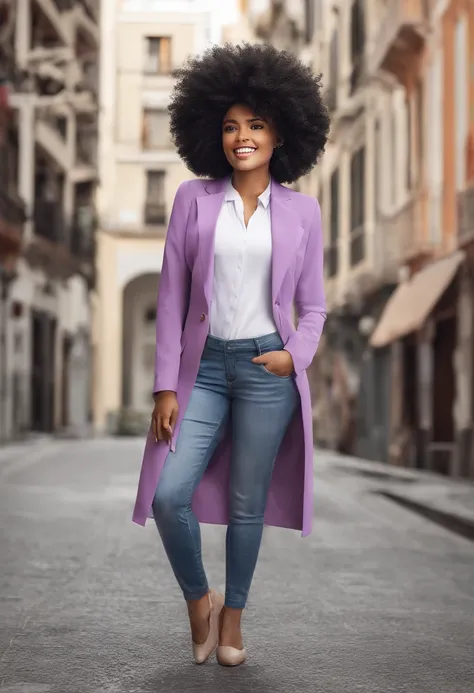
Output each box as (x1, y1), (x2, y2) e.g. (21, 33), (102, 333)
(231, 167), (271, 198)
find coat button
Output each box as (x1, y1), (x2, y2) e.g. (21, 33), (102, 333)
(200, 313), (206, 322)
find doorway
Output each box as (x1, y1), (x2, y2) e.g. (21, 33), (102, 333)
(31, 310), (56, 432)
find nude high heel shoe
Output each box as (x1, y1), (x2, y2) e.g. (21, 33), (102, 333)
(216, 609), (247, 667)
(216, 645), (247, 667)
(192, 589), (224, 665)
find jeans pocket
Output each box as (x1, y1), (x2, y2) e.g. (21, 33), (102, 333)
(259, 364), (292, 380)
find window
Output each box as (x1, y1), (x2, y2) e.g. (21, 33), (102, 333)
(326, 170), (339, 278)
(454, 17), (467, 192)
(142, 109), (172, 150)
(144, 37), (172, 75)
(327, 29), (338, 111)
(405, 95), (412, 191)
(414, 80), (423, 187)
(427, 49), (443, 244)
(350, 0), (365, 93)
(145, 171), (166, 225)
(350, 146), (365, 266)
(304, 0), (314, 44)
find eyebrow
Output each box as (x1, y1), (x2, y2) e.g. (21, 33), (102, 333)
(223, 117), (265, 125)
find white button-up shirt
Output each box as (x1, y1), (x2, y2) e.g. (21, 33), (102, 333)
(209, 178), (277, 340)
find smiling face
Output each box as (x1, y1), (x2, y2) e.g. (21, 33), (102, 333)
(222, 103), (280, 175)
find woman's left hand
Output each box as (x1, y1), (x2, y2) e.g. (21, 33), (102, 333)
(252, 349), (295, 377)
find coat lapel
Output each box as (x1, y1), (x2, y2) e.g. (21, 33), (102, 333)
(270, 181), (304, 302)
(196, 179), (227, 305)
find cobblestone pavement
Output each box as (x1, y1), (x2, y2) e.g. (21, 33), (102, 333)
(1, 438), (473, 693)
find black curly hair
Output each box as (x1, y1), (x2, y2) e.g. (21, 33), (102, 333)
(168, 42), (330, 184)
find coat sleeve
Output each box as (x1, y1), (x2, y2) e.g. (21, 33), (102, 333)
(284, 200), (327, 375)
(153, 181), (192, 394)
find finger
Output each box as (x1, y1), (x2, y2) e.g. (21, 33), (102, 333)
(161, 414), (172, 441)
(151, 416), (158, 443)
(156, 415), (164, 441)
(251, 354), (268, 364)
(170, 407), (178, 432)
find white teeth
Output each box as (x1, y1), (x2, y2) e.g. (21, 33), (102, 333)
(235, 147), (256, 154)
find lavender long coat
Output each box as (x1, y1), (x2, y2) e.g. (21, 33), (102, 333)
(132, 177), (326, 536)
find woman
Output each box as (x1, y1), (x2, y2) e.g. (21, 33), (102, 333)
(132, 43), (329, 667)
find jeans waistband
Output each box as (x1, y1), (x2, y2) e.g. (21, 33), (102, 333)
(205, 332), (283, 353)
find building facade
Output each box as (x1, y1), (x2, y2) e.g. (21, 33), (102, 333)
(94, 0), (226, 434)
(0, 0), (98, 442)
(251, 0), (474, 478)
(369, 0), (474, 478)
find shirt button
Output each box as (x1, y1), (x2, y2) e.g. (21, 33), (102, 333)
(200, 313), (206, 322)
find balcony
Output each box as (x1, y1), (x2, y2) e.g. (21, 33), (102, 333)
(373, 196), (425, 283)
(144, 201), (166, 226)
(457, 185), (474, 247)
(368, 0), (427, 83)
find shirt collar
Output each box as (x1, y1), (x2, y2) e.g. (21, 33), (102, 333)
(225, 178), (272, 209)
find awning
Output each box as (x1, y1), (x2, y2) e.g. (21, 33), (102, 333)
(370, 250), (465, 348)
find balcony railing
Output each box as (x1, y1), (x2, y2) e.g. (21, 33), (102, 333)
(369, 0), (427, 79)
(144, 202), (166, 226)
(457, 185), (474, 247)
(34, 199), (66, 243)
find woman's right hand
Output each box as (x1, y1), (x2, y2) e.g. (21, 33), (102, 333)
(151, 391), (179, 444)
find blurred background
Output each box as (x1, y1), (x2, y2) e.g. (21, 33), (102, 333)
(1, 0), (473, 481)
(1, 4), (474, 691)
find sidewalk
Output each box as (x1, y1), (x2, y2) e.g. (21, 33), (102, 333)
(316, 448), (474, 538)
(0, 435), (54, 470)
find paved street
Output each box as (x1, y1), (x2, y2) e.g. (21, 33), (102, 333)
(1, 438), (473, 693)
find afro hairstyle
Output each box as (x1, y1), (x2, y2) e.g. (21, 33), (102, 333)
(168, 42), (330, 184)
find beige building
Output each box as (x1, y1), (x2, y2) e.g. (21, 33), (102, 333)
(94, 0), (229, 433)
(0, 0), (98, 441)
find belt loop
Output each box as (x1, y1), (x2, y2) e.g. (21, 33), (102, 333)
(254, 336), (262, 356)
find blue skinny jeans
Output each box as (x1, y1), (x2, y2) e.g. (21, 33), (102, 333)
(152, 332), (298, 609)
